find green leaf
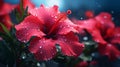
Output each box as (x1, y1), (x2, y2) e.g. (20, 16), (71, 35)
(0, 23), (11, 38)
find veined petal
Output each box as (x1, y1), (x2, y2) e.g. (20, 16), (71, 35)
(29, 37), (57, 61)
(98, 44), (120, 60)
(15, 15), (45, 42)
(56, 32), (84, 57)
(76, 19), (107, 44)
(29, 5), (60, 31)
(57, 19), (79, 35)
(95, 12), (115, 37)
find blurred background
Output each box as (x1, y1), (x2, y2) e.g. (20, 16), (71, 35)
(5, 0), (120, 26)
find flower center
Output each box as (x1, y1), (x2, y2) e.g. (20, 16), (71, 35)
(45, 10), (71, 39)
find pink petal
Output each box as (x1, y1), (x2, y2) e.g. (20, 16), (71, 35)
(0, 3), (16, 15)
(98, 44), (120, 60)
(76, 19), (107, 44)
(15, 15), (45, 42)
(28, 37), (57, 61)
(110, 27), (120, 44)
(29, 5), (59, 30)
(95, 12), (115, 37)
(56, 32), (84, 57)
(57, 19), (79, 35)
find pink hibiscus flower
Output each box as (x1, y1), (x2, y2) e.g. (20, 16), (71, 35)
(74, 12), (120, 60)
(15, 5), (84, 61)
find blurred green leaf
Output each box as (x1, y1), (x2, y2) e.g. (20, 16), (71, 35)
(0, 23), (11, 38)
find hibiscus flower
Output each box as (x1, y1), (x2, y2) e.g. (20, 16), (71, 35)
(15, 5), (84, 61)
(75, 12), (120, 60)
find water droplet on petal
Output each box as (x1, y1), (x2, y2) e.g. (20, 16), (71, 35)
(39, 46), (42, 48)
(83, 36), (88, 41)
(103, 16), (107, 19)
(23, 40), (27, 43)
(55, 16), (57, 19)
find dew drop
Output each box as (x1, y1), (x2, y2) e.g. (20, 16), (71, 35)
(22, 56), (26, 59)
(39, 46), (42, 48)
(91, 53), (95, 57)
(54, 16), (57, 19)
(80, 17), (84, 20)
(67, 10), (72, 14)
(43, 40), (46, 43)
(83, 36), (88, 41)
(37, 62), (41, 67)
(21, 53), (26, 59)
(103, 16), (107, 19)
(23, 40), (27, 43)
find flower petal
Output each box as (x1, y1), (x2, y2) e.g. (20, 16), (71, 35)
(110, 27), (120, 44)
(28, 37), (57, 61)
(95, 12), (115, 37)
(15, 15), (45, 42)
(29, 5), (59, 30)
(98, 44), (120, 60)
(57, 19), (79, 35)
(56, 32), (84, 57)
(0, 3), (16, 15)
(76, 19), (107, 44)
